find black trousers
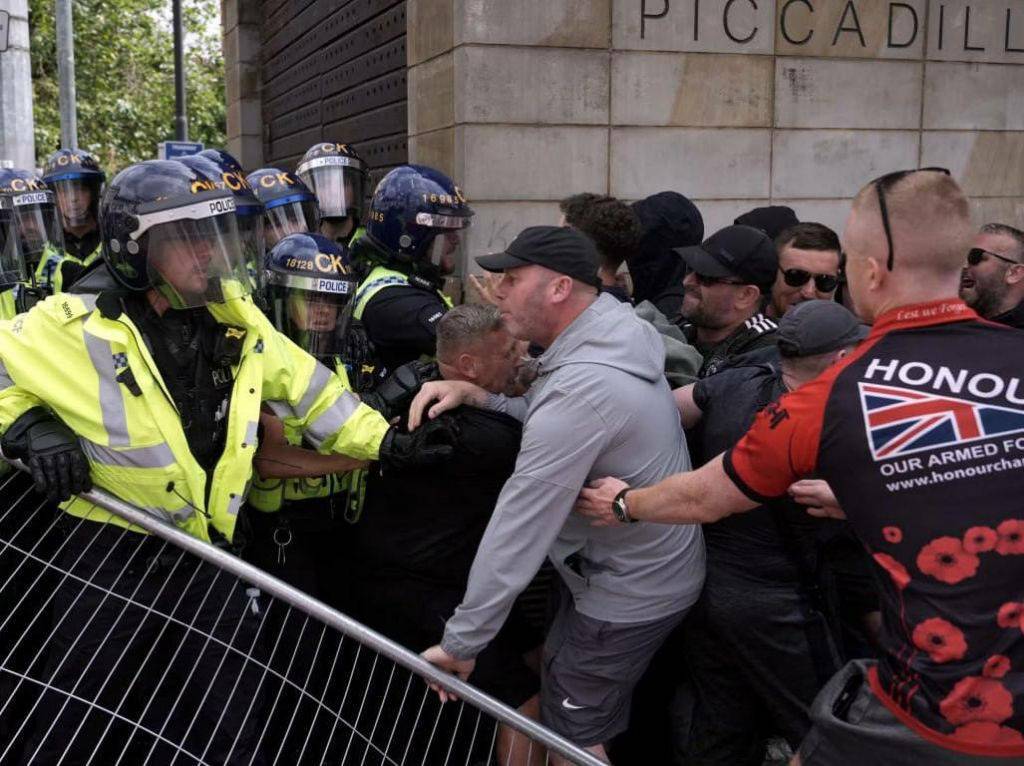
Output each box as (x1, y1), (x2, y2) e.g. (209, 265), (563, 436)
(17, 518), (266, 765)
(674, 566), (844, 766)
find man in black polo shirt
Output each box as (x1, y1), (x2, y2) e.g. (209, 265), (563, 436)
(578, 171), (1024, 763)
(675, 300), (870, 764)
(674, 225), (779, 377)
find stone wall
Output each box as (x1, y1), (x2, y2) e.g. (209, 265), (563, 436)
(406, 0), (1024, 272)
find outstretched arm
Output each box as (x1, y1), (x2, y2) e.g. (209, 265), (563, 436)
(575, 454), (758, 526)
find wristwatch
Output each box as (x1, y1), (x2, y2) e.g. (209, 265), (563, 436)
(611, 488), (637, 524)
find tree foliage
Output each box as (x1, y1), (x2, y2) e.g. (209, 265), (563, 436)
(29, 0), (225, 172)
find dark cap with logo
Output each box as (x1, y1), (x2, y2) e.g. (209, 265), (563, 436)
(675, 225), (778, 290)
(777, 299), (870, 358)
(476, 225), (600, 287)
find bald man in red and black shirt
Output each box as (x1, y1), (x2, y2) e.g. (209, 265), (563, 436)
(578, 171), (1024, 764)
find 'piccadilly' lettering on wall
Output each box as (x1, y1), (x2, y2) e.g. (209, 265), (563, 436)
(630, 0), (1024, 61)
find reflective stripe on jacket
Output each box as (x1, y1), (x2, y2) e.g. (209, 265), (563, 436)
(351, 265), (453, 321)
(0, 293), (389, 543)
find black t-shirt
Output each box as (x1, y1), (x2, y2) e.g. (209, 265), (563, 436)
(726, 300), (1024, 754)
(361, 286), (448, 374)
(691, 364), (822, 579)
(350, 406), (522, 587)
(123, 297), (233, 472)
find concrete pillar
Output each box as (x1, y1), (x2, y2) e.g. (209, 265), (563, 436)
(0, 0), (36, 169)
(222, 0), (262, 170)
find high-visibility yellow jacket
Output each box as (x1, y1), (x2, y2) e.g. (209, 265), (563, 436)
(247, 360), (358, 514)
(34, 243), (80, 294)
(0, 292), (390, 543)
(352, 265), (453, 321)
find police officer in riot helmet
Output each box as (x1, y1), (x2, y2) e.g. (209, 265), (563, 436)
(247, 167), (321, 249)
(0, 196), (30, 318)
(348, 164), (473, 385)
(0, 158), (426, 762)
(296, 142), (367, 246)
(42, 148), (105, 264)
(0, 167), (67, 293)
(265, 232), (357, 366)
(182, 151), (266, 300)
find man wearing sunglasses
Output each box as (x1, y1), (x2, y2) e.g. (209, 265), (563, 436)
(768, 223), (843, 319)
(675, 225), (780, 377)
(578, 170), (1024, 763)
(960, 223), (1024, 329)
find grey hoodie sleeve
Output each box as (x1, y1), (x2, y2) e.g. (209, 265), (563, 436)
(483, 392), (530, 422)
(440, 387), (612, 660)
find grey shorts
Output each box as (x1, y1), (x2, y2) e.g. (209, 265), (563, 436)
(540, 585), (687, 747)
(799, 660), (1023, 765)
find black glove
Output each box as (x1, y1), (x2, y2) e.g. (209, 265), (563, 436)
(1, 407), (92, 502)
(343, 321), (380, 393)
(378, 415), (459, 473)
(361, 360), (439, 422)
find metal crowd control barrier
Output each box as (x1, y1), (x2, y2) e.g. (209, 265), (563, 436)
(0, 466), (604, 765)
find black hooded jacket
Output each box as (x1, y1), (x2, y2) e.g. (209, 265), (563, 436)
(628, 192), (704, 317)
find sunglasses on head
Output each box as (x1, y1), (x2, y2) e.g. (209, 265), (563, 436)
(873, 167), (951, 271)
(780, 268), (839, 293)
(966, 248), (1020, 267)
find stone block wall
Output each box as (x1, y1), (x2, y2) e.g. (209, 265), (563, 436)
(406, 0), (1024, 272)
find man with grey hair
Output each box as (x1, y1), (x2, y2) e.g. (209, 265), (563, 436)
(960, 222), (1024, 329)
(344, 303), (542, 763)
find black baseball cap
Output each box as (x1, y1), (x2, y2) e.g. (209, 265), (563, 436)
(476, 225), (600, 287)
(675, 225), (778, 290)
(777, 299), (870, 358)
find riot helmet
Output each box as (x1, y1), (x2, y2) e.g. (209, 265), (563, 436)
(296, 143), (367, 243)
(0, 168), (66, 279)
(41, 148), (105, 233)
(100, 159), (250, 309)
(265, 232), (358, 362)
(247, 167), (321, 249)
(0, 196), (27, 290)
(177, 153), (265, 296)
(361, 164), (473, 284)
(198, 148), (245, 175)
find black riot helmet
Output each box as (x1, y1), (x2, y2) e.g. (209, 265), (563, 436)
(41, 148), (105, 233)
(0, 196), (27, 290)
(246, 167), (321, 249)
(296, 142), (367, 243)
(178, 153), (265, 299)
(100, 160), (251, 309)
(265, 232), (359, 363)
(0, 168), (66, 279)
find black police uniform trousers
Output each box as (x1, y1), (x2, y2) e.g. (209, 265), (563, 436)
(20, 517), (266, 765)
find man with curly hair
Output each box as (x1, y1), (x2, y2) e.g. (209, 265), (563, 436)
(560, 193), (642, 303)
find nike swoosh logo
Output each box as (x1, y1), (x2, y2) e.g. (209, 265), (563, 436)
(561, 697), (585, 711)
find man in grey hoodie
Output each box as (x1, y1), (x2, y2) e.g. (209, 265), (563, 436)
(409, 226), (705, 761)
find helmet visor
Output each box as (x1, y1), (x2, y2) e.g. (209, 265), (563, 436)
(145, 213), (250, 309)
(265, 199), (321, 248)
(297, 158), (365, 221)
(51, 177), (102, 229)
(427, 228), (467, 277)
(11, 193), (64, 269)
(237, 208), (266, 295)
(271, 287), (354, 362)
(0, 209), (26, 287)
